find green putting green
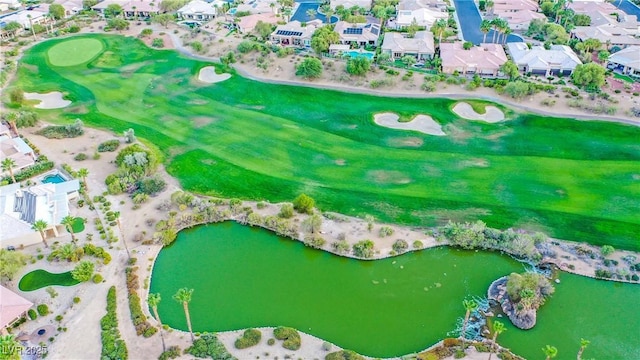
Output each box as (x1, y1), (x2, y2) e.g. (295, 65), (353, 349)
(19, 269), (80, 291)
(71, 217), (85, 233)
(10, 34), (640, 251)
(47, 38), (104, 67)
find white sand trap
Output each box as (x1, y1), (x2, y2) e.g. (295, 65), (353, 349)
(197, 66), (231, 83)
(452, 102), (505, 123)
(374, 113), (445, 136)
(24, 92), (71, 109)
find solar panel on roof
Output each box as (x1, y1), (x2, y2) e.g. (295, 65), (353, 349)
(344, 28), (363, 35)
(276, 30), (303, 36)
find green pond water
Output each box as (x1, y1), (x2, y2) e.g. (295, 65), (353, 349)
(150, 222), (640, 358)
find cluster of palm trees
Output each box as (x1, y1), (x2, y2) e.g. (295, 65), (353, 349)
(480, 18), (511, 44)
(147, 288), (195, 352)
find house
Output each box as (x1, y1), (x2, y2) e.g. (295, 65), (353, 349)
(334, 19), (381, 47)
(498, 9), (546, 30)
(93, 0), (161, 19)
(270, 20), (320, 48)
(178, 0), (217, 21)
(1, 10), (48, 29)
(328, 43), (351, 56)
(440, 42), (507, 76)
(506, 42), (582, 76)
(236, 13), (279, 34)
(392, 0), (448, 30)
(0, 135), (37, 172)
(0, 179), (80, 249)
(235, 0), (278, 15)
(571, 24), (640, 49)
(330, 0), (372, 10)
(0, 0), (21, 11)
(1, 285), (33, 334)
(607, 46), (640, 75)
(381, 31), (435, 61)
(399, 0), (448, 11)
(492, 0), (544, 30)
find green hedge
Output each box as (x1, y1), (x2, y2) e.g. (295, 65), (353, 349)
(2, 160), (54, 183)
(273, 327), (301, 350)
(125, 267), (157, 338)
(101, 286), (128, 360)
(234, 328), (261, 349)
(36, 304), (49, 316)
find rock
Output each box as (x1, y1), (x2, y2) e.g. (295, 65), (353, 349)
(555, 279), (561, 284)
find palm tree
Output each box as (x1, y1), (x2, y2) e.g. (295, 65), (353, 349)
(0, 334), (24, 360)
(5, 112), (19, 136)
(491, 18), (500, 43)
(61, 215), (77, 242)
(502, 27), (512, 45)
(543, 345), (558, 360)
(431, 19), (447, 43)
(1, 158), (17, 183)
(77, 168), (89, 191)
(486, 0), (494, 16)
(306, 8), (317, 20)
(32, 219), (49, 248)
(148, 293), (166, 352)
(487, 320), (506, 360)
(480, 19), (491, 43)
(27, 14), (36, 41)
(461, 299), (478, 351)
(173, 288), (194, 341)
(576, 338), (590, 360)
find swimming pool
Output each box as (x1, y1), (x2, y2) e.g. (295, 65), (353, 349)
(228, 7), (237, 15)
(42, 173), (66, 184)
(344, 50), (375, 60)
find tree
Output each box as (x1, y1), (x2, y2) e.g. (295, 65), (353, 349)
(32, 220), (49, 248)
(61, 215), (77, 242)
(160, 0), (189, 12)
(406, 18), (420, 38)
(480, 19), (491, 43)
(401, 55), (416, 67)
(487, 321), (506, 360)
(346, 57), (371, 76)
(500, 60), (519, 80)
(461, 299), (478, 351)
(152, 14), (174, 29)
(430, 19), (447, 43)
(49, 4), (65, 20)
(108, 18), (128, 31)
(306, 8), (317, 20)
(9, 88), (24, 104)
(544, 23), (569, 44)
(77, 168), (89, 191)
(0, 249), (28, 281)
(0, 334), (24, 360)
(576, 338), (590, 360)
(254, 21), (273, 39)
(148, 293), (166, 352)
(463, 41), (473, 50)
(542, 345), (558, 360)
(572, 63), (605, 92)
(601, 245), (614, 256)
(597, 50), (610, 63)
(296, 57), (323, 79)
(1, 158), (17, 183)
(104, 3), (123, 18)
(293, 194), (315, 214)
(140, 28), (153, 38)
(573, 14), (591, 26)
(302, 213), (323, 234)
(173, 288), (195, 341)
(83, 0), (98, 9)
(311, 26), (340, 55)
(3, 21), (22, 38)
(71, 261), (95, 282)
(503, 81), (534, 100)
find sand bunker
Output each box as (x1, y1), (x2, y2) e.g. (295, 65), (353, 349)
(197, 66), (231, 83)
(374, 113), (445, 136)
(24, 92), (71, 109)
(452, 102), (505, 123)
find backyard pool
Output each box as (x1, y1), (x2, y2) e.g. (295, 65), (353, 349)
(344, 50), (375, 60)
(41, 173), (67, 184)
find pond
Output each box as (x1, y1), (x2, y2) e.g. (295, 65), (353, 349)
(150, 222), (526, 357)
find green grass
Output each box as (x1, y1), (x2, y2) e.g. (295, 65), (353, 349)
(614, 72), (634, 83)
(18, 269), (80, 291)
(462, 100), (489, 114)
(72, 217), (85, 233)
(47, 38), (104, 67)
(9, 34), (640, 251)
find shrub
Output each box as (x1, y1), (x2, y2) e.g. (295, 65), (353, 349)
(278, 203), (294, 218)
(273, 326), (301, 350)
(158, 346), (181, 360)
(36, 119), (84, 139)
(474, 343), (490, 352)
(137, 176), (166, 196)
(74, 153), (87, 161)
(101, 286), (128, 360)
(292, 193), (315, 214)
(392, 239), (409, 253)
(413, 240), (424, 249)
(595, 268), (612, 278)
(37, 304), (49, 316)
(93, 273), (104, 283)
(332, 240), (350, 254)
(152, 38), (164, 48)
(379, 226), (394, 237)
(304, 235), (326, 249)
(234, 328), (261, 349)
(2, 159), (54, 184)
(125, 267), (157, 337)
(71, 261), (95, 282)
(73, 297), (81, 304)
(632, 274), (639, 281)
(186, 333), (234, 359)
(353, 240), (375, 258)
(28, 309), (37, 320)
(601, 245), (615, 257)
(98, 140), (121, 152)
(267, 338), (275, 346)
(325, 350), (365, 360)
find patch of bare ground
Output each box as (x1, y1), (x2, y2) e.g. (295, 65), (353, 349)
(191, 116), (217, 128)
(386, 136), (424, 147)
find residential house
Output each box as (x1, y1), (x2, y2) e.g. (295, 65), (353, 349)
(399, 0), (448, 11)
(607, 46), (640, 75)
(0, 135), (37, 172)
(178, 0), (218, 21)
(0, 179), (80, 249)
(235, 0), (278, 15)
(571, 24), (640, 49)
(329, 0), (372, 10)
(1, 285), (33, 334)
(506, 42), (582, 76)
(0, 0), (21, 11)
(237, 13), (279, 34)
(270, 20), (320, 48)
(492, 0), (544, 30)
(381, 30), (435, 61)
(334, 19), (381, 47)
(392, 0), (448, 30)
(93, 0), (161, 19)
(1, 10), (48, 29)
(440, 42), (507, 76)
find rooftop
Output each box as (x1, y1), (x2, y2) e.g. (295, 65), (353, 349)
(507, 42), (582, 69)
(0, 285), (33, 330)
(440, 42), (508, 70)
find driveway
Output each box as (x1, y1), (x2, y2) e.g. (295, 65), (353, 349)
(452, 0), (523, 44)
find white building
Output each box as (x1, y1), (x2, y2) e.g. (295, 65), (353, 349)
(381, 31), (435, 61)
(177, 0), (218, 21)
(506, 42), (582, 76)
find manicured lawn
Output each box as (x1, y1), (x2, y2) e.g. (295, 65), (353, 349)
(9, 35), (640, 250)
(614, 72), (634, 83)
(46, 38), (104, 67)
(18, 269), (80, 291)
(71, 217), (85, 233)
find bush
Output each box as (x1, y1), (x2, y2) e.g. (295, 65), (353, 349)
(74, 153), (87, 161)
(273, 326), (301, 350)
(158, 346), (181, 360)
(93, 273), (104, 283)
(325, 350), (365, 360)
(98, 140), (121, 152)
(332, 240), (350, 254)
(379, 226), (394, 237)
(2, 159), (54, 184)
(292, 193), (315, 214)
(234, 328), (261, 349)
(152, 38), (164, 48)
(304, 235), (326, 249)
(37, 304), (49, 316)
(101, 286), (128, 360)
(267, 338), (275, 346)
(137, 176), (166, 195)
(125, 267), (157, 337)
(595, 268), (612, 278)
(73, 297), (81, 304)
(352, 240), (374, 258)
(413, 240), (424, 249)
(601, 245), (615, 256)
(278, 203), (294, 218)
(28, 309), (37, 320)
(36, 119), (84, 139)
(392, 239), (408, 253)
(186, 333), (234, 359)
(632, 274), (639, 281)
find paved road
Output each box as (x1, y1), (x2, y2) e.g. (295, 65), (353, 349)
(452, 0), (522, 44)
(612, 0), (640, 18)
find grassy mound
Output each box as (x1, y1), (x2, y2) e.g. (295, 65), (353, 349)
(19, 269), (80, 291)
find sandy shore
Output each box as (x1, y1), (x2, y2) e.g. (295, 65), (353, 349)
(452, 102), (505, 123)
(374, 112), (446, 136)
(24, 92), (71, 109)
